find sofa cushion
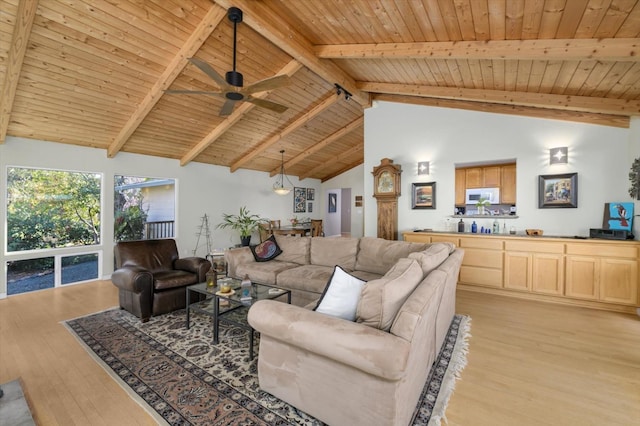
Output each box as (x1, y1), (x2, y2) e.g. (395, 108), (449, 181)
(356, 258), (423, 331)
(236, 260), (299, 286)
(250, 235), (282, 262)
(274, 235), (311, 265)
(407, 243), (453, 276)
(314, 266), (367, 321)
(310, 237), (359, 270)
(276, 264), (335, 295)
(349, 269), (384, 282)
(355, 237), (429, 275)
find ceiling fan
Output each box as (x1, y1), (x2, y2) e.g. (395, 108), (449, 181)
(166, 7), (290, 116)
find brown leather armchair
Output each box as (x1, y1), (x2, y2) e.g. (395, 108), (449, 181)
(111, 239), (210, 322)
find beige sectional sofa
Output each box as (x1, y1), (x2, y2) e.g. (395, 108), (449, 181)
(225, 235), (464, 426)
(225, 235), (434, 306)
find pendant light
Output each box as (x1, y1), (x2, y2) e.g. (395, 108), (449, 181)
(273, 150), (294, 195)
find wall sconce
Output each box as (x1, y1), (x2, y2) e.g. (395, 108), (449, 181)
(549, 147), (568, 165)
(418, 161), (430, 175)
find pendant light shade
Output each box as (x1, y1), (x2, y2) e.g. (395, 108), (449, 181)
(273, 150), (294, 195)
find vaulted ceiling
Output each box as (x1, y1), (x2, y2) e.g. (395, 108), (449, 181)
(1, 0), (639, 182)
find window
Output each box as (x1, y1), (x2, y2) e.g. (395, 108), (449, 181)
(7, 167), (101, 251)
(5, 167), (102, 295)
(114, 175), (176, 242)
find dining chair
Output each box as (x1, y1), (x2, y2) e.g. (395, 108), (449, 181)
(310, 219), (323, 237)
(258, 223), (272, 242)
(269, 220), (281, 231)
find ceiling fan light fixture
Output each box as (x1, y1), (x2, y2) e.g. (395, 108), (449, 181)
(273, 150), (294, 195)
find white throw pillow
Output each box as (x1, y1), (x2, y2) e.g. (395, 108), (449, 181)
(314, 265), (366, 321)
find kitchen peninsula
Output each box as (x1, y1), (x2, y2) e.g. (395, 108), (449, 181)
(404, 231), (639, 315)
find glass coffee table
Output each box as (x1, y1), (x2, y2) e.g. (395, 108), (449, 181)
(185, 278), (291, 359)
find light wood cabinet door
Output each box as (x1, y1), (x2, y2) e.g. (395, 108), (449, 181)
(599, 258), (638, 305)
(483, 166), (501, 187)
(501, 164), (516, 204)
(504, 252), (531, 291)
(465, 168), (483, 188)
(455, 168), (466, 205)
(565, 256), (599, 300)
(532, 253), (564, 295)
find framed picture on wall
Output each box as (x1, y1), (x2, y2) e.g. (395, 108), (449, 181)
(538, 173), (577, 208)
(308, 202), (313, 213)
(307, 188), (315, 200)
(294, 187), (307, 213)
(328, 193), (337, 213)
(411, 182), (436, 209)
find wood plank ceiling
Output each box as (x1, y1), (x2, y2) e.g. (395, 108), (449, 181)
(1, 0), (639, 182)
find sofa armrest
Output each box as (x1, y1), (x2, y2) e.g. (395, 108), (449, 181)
(224, 247), (255, 278)
(111, 265), (153, 293)
(174, 257), (210, 281)
(248, 300), (410, 380)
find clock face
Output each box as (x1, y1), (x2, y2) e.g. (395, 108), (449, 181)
(377, 171), (394, 193)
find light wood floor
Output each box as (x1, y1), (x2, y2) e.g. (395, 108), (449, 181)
(1, 281), (638, 425)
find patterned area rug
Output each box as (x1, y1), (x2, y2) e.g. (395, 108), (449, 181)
(64, 308), (470, 425)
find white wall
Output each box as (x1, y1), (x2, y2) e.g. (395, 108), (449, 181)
(322, 164), (365, 238)
(0, 137), (321, 295)
(364, 101), (638, 239)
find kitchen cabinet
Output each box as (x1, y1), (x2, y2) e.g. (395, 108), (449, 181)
(465, 168), (483, 188)
(402, 231), (640, 314)
(565, 243), (638, 305)
(458, 237), (503, 288)
(501, 164), (516, 204)
(455, 168), (466, 205)
(483, 166), (501, 187)
(504, 240), (564, 295)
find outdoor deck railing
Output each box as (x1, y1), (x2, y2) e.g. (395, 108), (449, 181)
(145, 221), (174, 239)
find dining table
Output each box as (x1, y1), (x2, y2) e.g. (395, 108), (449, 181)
(272, 224), (311, 236)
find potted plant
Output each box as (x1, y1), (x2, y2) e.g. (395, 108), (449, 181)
(217, 207), (267, 246)
(476, 198), (491, 215)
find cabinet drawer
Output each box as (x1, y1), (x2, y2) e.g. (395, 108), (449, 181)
(566, 244), (637, 258)
(431, 236), (459, 246)
(505, 241), (564, 254)
(459, 237), (503, 250)
(460, 266), (503, 287)
(462, 248), (503, 268)
(404, 233), (431, 243)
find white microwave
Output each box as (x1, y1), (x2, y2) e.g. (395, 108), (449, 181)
(465, 187), (500, 205)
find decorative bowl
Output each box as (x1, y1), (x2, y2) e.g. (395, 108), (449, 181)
(525, 229), (543, 236)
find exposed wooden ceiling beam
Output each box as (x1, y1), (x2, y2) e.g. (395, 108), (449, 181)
(106, 4), (226, 158)
(358, 81), (640, 116)
(180, 60), (303, 166)
(0, 0), (39, 144)
(315, 38), (640, 61)
(212, 0), (370, 107)
(373, 94), (630, 128)
(321, 157), (365, 183)
(230, 93), (340, 172)
(300, 143), (363, 181)
(269, 116), (363, 176)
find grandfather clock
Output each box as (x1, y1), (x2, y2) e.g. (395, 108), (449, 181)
(372, 158), (402, 240)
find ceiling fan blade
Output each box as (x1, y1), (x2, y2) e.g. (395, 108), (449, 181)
(241, 75), (290, 96)
(220, 99), (237, 116)
(188, 58), (231, 90)
(246, 97), (288, 114)
(164, 89), (223, 96)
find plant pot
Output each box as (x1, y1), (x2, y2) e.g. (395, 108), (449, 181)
(240, 236), (251, 246)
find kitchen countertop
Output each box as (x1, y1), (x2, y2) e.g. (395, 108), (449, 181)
(407, 229), (638, 241)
